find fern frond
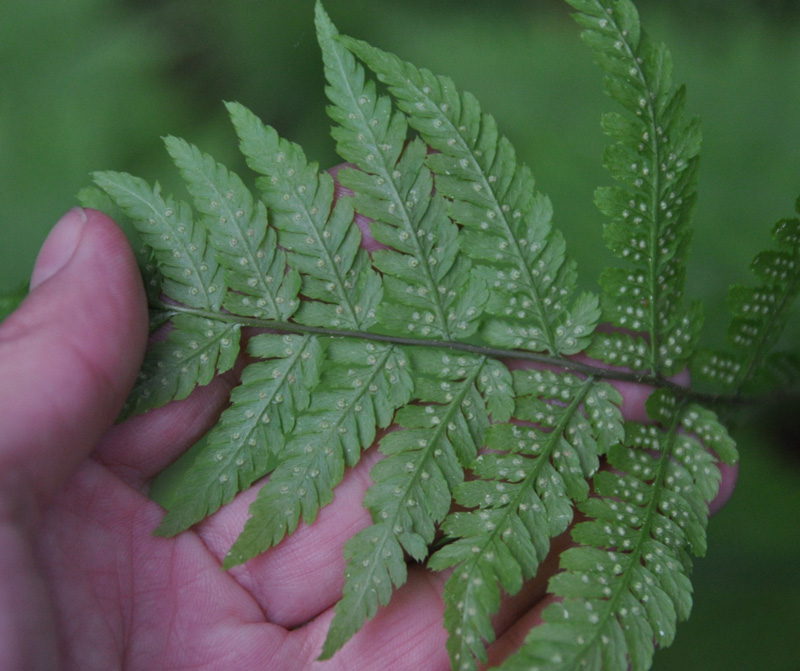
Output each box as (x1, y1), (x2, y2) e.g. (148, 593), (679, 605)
(428, 373), (623, 671)
(224, 339), (412, 568)
(497, 390), (737, 671)
(316, 5), (488, 341)
(694, 209), (800, 393)
(338, 34), (599, 357)
(226, 101), (382, 331)
(320, 348), (514, 658)
(155, 333), (324, 536)
(80, 5), (769, 670)
(568, 0), (703, 377)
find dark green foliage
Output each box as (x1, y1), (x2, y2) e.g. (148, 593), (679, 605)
(693, 209), (800, 394)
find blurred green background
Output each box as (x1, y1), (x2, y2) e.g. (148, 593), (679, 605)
(2, 0), (799, 668)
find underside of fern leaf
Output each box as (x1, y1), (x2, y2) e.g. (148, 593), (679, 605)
(500, 390), (736, 671)
(335, 24), (600, 359)
(78, 1), (800, 670)
(570, 0), (703, 379)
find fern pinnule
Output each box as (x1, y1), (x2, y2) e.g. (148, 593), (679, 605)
(571, 0), (703, 378)
(338, 33), (599, 358)
(91, 171), (241, 417)
(155, 333), (324, 537)
(316, 5), (488, 341)
(92, 171), (225, 312)
(321, 349), (514, 658)
(122, 316), (241, 420)
(164, 136), (301, 321)
(78, 186), (164, 305)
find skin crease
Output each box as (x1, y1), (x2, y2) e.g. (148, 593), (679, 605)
(0, 200), (737, 671)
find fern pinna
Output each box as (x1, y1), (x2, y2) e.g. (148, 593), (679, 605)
(81, 1), (800, 670)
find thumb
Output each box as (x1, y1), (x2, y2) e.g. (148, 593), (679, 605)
(0, 208), (148, 527)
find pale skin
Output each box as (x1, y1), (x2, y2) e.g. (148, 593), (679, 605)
(0, 206), (737, 671)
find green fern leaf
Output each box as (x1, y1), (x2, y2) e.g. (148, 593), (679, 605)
(155, 333), (324, 536)
(320, 348), (514, 658)
(428, 373), (622, 670)
(78, 186), (164, 305)
(569, 0), (703, 378)
(226, 100), (382, 331)
(338, 33), (599, 357)
(164, 136), (301, 321)
(92, 171), (239, 415)
(694, 211), (800, 393)
(80, 4), (774, 670)
(316, 5), (488, 341)
(499, 390), (736, 671)
(224, 339), (413, 568)
(122, 315), (240, 419)
(92, 170), (225, 311)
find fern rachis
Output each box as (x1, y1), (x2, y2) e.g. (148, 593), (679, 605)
(77, 1), (800, 670)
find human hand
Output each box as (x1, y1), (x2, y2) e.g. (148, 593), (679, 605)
(0, 207), (737, 671)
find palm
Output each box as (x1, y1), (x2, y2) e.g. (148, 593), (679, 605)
(35, 385), (458, 671)
(35, 357), (574, 671)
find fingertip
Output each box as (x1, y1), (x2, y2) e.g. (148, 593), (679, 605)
(30, 207), (88, 290)
(21, 207), (149, 390)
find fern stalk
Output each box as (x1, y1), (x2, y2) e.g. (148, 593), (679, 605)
(149, 300), (706, 395)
